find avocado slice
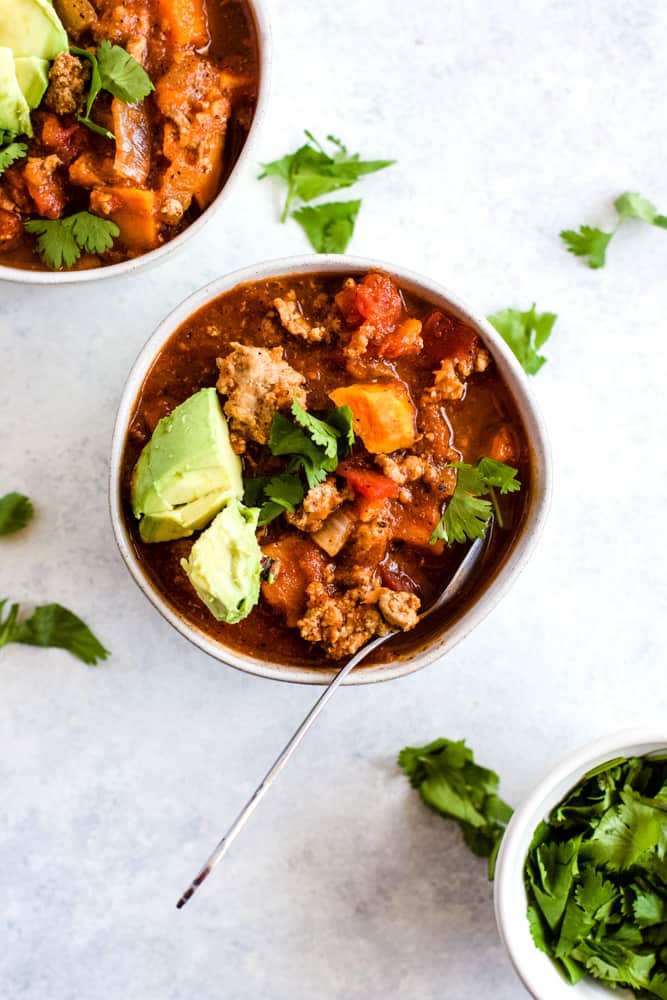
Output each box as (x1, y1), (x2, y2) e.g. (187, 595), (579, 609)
(0, 47), (32, 136)
(131, 387), (243, 542)
(14, 56), (49, 109)
(181, 501), (262, 624)
(0, 0), (68, 60)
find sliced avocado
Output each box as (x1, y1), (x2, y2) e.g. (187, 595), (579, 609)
(131, 387), (243, 541)
(15, 56), (49, 109)
(181, 501), (261, 624)
(139, 488), (231, 543)
(0, 47), (32, 136)
(0, 0), (68, 60)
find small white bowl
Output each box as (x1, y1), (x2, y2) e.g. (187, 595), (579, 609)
(109, 253), (552, 684)
(494, 729), (667, 1000)
(0, 0), (271, 286)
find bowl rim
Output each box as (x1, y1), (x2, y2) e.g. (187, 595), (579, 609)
(493, 728), (667, 1000)
(109, 252), (553, 685)
(0, 0), (272, 286)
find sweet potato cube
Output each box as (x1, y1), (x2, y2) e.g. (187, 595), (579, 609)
(89, 186), (159, 251)
(156, 0), (210, 50)
(329, 381), (417, 454)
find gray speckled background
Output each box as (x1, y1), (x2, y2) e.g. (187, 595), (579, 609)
(2, 1), (667, 997)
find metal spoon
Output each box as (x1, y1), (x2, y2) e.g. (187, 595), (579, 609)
(176, 536), (486, 909)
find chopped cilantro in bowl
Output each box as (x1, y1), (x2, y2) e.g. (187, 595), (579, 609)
(494, 732), (667, 1000)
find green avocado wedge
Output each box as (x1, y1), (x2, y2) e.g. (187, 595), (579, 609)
(0, 0), (68, 60)
(181, 501), (262, 624)
(0, 47), (32, 135)
(131, 388), (243, 543)
(14, 56), (50, 109)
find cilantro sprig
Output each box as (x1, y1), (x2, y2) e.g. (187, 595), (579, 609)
(487, 305), (557, 375)
(24, 211), (120, 269)
(259, 131), (393, 253)
(0, 599), (109, 665)
(268, 400), (355, 489)
(430, 457), (521, 546)
(243, 474), (305, 527)
(561, 191), (667, 269)
(398, 737), (513, 880)
(0, 130), (27, 177)
(0, 492), (34, 535)
(71, 40), (154, 140)
(525, 754), (667, 996)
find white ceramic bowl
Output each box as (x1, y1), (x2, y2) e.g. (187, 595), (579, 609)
(109, 253), (552, 684)
(0, 0), (271, 285)
(494, 729), (667, 999)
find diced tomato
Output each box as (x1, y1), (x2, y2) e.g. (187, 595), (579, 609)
(37, 113), (89, 166)
(379, 558), (421, 595)
(376, 318), (423, 358)
(339, 466), (399, 501)
(421, 310), (480, 368)
(335, 272), (403, 333)
(23, 156), (67, 219)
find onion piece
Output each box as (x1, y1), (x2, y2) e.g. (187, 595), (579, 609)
(311, 508), (354, 557)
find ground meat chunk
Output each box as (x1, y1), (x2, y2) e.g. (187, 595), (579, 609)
(375, 454), (428, 485)
(423, 343), (490, 403)
(43, 52), (90, 116)
(298, 585), (390, 659)
(376, 589), (420, 630)
(216, 342), (306, 449)
(285, 478), (353, 533)
(273, 290), (328, 343)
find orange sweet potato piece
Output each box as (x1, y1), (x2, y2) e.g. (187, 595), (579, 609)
(156, 0), (210, 50)
(261, 536), (328, 627)
(89, 186), (159, 251)
(329, 381), (417, 454)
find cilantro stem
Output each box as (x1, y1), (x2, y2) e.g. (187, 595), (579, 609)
(488, 486), (504, 529)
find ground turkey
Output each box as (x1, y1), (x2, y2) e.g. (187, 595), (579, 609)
(43, 52), (90, 116)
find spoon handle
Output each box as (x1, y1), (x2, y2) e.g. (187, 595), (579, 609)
(175, 632), (390, 909)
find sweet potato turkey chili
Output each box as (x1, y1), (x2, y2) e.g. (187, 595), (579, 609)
(121, 271), (532, 668)
(0, 0), (258, 270)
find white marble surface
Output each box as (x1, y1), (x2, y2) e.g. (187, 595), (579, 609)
(2, 1), (667, 997)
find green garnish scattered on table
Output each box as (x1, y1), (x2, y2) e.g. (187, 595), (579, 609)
(487, 305), (558, 375)
(0, 599), (109, 665)
(430, 457), (521, 545)
(24, 211), (120, 268)
(0, 492), (34, 535)
(259, 131), (393, 252)
(399, 738), (513, 879)
(561, 191), (667, 269)
(525, 754), (667, 997)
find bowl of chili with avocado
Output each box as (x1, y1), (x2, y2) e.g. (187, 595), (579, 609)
(110, 255), (551, 684)
(0, 0), (268, 282)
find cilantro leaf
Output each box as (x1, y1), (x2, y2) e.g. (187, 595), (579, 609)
(243, 474), (305, 526)
(562, 191), (667, 269)
(96, 39), (154, 103)
(0, 138), (27, 177)
(268, 403), (355, 490)
(487, 304), (557, 375)
(292, 199), (361, 254)
(398, 737), (512, 879)
(25, 211), (119, 269)
(0, 492), (33, 535)
(259, 131), (394, 221)
(430, 457), (521, 546)
(584, 791), (667, 870)
(0, 600), (108, 665)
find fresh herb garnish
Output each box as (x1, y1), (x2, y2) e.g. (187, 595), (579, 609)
(71, 41), (154, 140)
(487, 305), (557, 375)
(292, 200), (362, 254)
(430, 457), (521, 546)
(24, 211), (119, 269)
(561, 191), (667, 269)
(398, 737), (513, 880)
(267, 401), (355, 490)
(0, 130), (27, 177)
(243, 474), (305, 526)
(0, 492), (34, 535)
(525, 754), (667, 996)
(0, 599), (109, 665)
(259, 131), (393, 252)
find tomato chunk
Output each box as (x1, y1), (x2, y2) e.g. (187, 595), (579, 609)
(376, 318), (423, 358)
(339, 466), (399, 501)
(335, 272), (403, 333)
(421, 310), (480, 368)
